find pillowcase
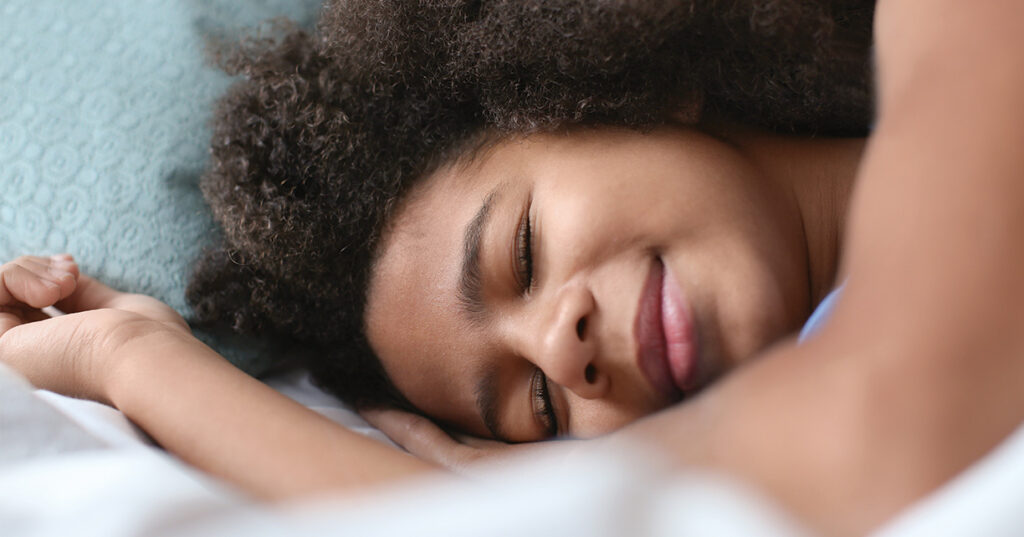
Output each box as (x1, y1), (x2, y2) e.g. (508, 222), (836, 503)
(0, 0), (322, 374)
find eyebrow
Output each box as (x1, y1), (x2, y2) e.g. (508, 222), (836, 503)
(459, 186), (511, 441)
(474, 364), (508, 441)
(457, 188), (500, 322)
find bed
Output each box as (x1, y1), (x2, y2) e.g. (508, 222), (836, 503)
(3, 1), (1024, 535)
(4, 363), (1024, 537)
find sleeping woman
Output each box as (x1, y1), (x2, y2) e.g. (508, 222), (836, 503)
(3, 0), (1024, 534)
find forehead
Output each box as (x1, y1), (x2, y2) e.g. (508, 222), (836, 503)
(364, 149), (513, 430)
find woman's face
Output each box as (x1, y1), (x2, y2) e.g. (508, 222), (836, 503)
(366, 126), (810, 442)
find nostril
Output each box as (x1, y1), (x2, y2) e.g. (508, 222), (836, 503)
(584, 364), (597, 384)
(576, 317), (586, 340)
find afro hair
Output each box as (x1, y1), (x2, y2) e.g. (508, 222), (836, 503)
(186, 0), (875, 409)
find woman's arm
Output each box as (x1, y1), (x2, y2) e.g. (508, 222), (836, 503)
(109, 334), (437, 499)
(0, 256), (436, 499)
(297, 4), (1024, 532)
(626, 1), (1024, 534)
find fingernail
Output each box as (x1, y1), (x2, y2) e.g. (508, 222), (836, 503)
(48, 265), (69, 275)
(42, 279), (59, 289)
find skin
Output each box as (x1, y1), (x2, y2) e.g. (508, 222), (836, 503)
(0, 255), (438, 497)
(366, 126), (862, 442)
(4, 2), (1024, 535)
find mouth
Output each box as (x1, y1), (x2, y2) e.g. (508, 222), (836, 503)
(634, 257), (699, 401)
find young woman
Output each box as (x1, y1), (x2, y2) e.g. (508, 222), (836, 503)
(3, 1), (1024, 535)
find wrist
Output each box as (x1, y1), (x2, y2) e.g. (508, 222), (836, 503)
(104, 326), (217, 411)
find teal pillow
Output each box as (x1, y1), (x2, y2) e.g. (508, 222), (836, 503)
(0, 0), (322, 374)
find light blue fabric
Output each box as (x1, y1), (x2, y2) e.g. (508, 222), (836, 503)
(0, 0), (322, 374)
(799, 287), (842, 343)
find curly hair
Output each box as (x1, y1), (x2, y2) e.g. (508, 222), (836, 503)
(186, 0), (875, 409)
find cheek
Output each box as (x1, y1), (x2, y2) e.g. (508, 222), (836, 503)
(567, 396), (665, 438)
(717, 256), (799, 360)
(545, 181), (683, 254)
(703, 229), (808, 363)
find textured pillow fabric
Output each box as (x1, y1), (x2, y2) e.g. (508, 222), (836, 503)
(0, 0), (322, 374)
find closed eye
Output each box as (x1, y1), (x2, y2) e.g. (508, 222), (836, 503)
(514, 197), (534, 293)
(530, 368), (558, 438)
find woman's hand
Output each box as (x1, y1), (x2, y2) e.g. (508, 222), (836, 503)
(0, 254), (193, 405)
(361, 408), (563, 475)
(0, 254), (79, 331)
(1, 255), (441, 499)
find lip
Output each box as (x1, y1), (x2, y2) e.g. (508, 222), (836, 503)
(634, 257), (698, 401)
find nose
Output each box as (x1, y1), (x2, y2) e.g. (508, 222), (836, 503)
(534, 283), (608, 399)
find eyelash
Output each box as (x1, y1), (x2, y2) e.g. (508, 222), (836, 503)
(518, 198), (554, 437)
(531, 368), (558, 438)
(514, 202), (534, 292)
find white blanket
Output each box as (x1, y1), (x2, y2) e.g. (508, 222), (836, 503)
(3, 363), (1023, 537)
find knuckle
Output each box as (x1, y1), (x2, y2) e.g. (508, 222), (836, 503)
(10, 265), (34, 282)
(9, 256), (39, 270)
(406, 417), (448, 446)
(1, 261), (21, 277)
(405, 416), (434, 437)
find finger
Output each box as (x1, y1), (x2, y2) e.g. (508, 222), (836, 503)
(48, 254), (80, 284)
(361, 409), (455, 450)
(0, 306), (49, 337)
(13, 305), (51, 323)
(18, 256), (80, 301)
(19, 255), (78, 280)
(361, 409), (472, 468)
(52, 274), (124, 313)
(0, 264), (63, 309)
(451, 432), (510, 450)
(7, 255), (57, 268)
(0, 311), (20, 335)
(54, 275), (187, 330)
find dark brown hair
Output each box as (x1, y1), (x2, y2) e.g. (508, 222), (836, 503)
(186, 0), (874, 409)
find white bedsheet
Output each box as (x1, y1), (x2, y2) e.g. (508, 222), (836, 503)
(3, 363), (1024, 537)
